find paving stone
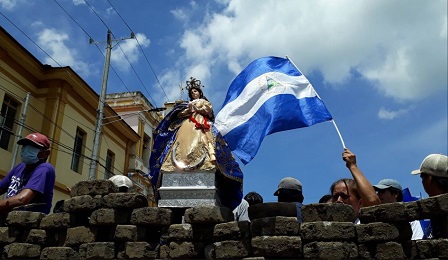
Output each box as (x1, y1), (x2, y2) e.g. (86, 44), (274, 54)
(79, 242), (115, 259)
(251, 217), (299, 236)
(25, 229), (46, 245)
(168, 224), (193, 241)
(40, 213), (73, 230)
(2, 243), (40, 259)
(375, 242), (406, 260)
(102, 193), (148, 209)
(359, 202), (409, 223)
(302, 203), (356, 222)
(251, 236), (301, 258)
(301, 221), (356, 241)
(213, 220), (251, 241)
(40, 247), (78, 260)
(356, 222), (399, 243)
(114, 225), (146, 242)
(303, 241), (358, 259)
(6, 211), (46, 228)
(64, 226), (96, 247)
(70, 179), (118, 197)
(416, 238), (448, 259)
(89, 208), (130, 225)
(123, 241), (159, 259)
(184, 206), (234, 224)
(0, 227), (19, 244)
(168, 241), (204, 259)
(248, 202), (297, 220)
(417, 194), (448, 219)
(213, 240), (251, 259)
(130, 207), (173, 226)
(63, 195), (103, 213)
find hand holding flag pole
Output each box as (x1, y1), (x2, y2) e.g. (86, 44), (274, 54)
(286, 56), (346, 149)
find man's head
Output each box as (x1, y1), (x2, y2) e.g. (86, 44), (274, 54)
(274, 177), (304, 203)
(373, 179), (403, 203)
(330, 178), (362, 215)
(244, 191), (263, 206)
(109, 175), (133, 192)
(411, 154), (448, 196)
(319, 194), (332, 203)
(18, 132), (51, 164)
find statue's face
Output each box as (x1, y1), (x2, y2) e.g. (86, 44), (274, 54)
(191, 88), (201, 100)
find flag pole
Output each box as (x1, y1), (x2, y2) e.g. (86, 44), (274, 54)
(286, 55), (346, 148)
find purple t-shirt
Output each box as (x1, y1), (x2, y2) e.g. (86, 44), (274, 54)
(0, 162), (55, 214)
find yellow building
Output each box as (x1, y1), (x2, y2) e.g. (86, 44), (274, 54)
(0, 26), (140, 210)
(106, 92), (163, 206)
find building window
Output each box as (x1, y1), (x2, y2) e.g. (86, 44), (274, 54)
(105, 150), (115, 179)
(142, 134), (151, 168)
(71, 128), (86, 173)
(0, 95), (19, 151)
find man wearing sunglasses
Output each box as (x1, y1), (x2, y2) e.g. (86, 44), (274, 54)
(0, 132), (56, 214)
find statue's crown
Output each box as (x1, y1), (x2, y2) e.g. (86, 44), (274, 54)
(186, 77), (203, 91)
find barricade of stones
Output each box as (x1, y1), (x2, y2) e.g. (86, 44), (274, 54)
(0, 179), (446, 259)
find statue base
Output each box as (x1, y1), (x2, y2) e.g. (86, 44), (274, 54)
(157, 170), (221, 207)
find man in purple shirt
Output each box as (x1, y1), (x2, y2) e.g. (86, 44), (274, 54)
(0, 132), (55, 214)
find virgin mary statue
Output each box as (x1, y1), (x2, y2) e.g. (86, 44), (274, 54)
(149, 77), (243, 210)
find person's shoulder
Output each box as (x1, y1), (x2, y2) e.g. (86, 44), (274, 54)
(36, 162), (56, 172)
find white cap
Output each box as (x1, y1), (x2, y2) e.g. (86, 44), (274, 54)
(109, 175), (133, 189)
(411, 154), (448, 178)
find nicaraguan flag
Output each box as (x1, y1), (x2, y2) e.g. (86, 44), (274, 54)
(214, 56), (333, 164)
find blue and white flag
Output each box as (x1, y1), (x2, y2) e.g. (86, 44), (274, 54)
(215, 56), (333, 164)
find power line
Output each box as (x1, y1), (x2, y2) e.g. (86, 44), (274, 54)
(107, 0), (169, 102)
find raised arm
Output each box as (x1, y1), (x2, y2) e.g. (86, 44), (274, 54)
(343, 148), (381, 207)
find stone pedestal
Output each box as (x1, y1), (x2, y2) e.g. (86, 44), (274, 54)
(158, 171), (221, 207)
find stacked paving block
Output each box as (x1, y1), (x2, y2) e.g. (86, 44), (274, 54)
(0, 179), (446, 259)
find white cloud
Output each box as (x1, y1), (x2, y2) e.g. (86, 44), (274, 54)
(378, 107), (410, 120)
(171, 8), (188, 22)
(0, 0), (26, 10)
(110, 33), (150, 71)
(36, 28), (92, 77)
(172, 0), (447, 102)
(72, 0), (85, 6)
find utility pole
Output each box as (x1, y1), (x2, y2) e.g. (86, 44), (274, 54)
(88, 30), (135, 180)
(11, 92), (30, 169)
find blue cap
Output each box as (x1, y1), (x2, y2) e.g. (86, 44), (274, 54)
(373, 179), (402, 191)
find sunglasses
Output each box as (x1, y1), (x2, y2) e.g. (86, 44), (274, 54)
(331, 192), (351, 201)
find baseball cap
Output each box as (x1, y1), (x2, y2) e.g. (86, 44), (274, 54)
(411, 154), (448, 178)
(17, 132), (50, 150)
(109, 175), (133, 189)
(373, 179), (402, 191)
(274, 177), (302, 196)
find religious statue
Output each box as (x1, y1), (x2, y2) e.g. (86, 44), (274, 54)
(149, 77), (244, 210)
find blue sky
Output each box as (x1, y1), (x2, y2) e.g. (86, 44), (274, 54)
(1, 0), (446, 203)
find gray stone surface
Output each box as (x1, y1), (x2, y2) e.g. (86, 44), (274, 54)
(64, 226), (96, 247)
(251, 236), (302, 258)
(40, 213), (72, 230)
(168, 224), (194, 241)
(251, 217), (299, 236)
(167, 241), (204, 259)
(213, 221), (251, 241)
(302, 203), (356, 222)
(79, 242), (115, 259)
(0, 227), (19, 244)
(213, 240), (251, 259)
(25, 229), (46, 245)
(40, 247), (78, 260)
(303, 241), (358, 259)
(130, 207), (173, 226)
(102, 193), (148, 209)
(123, 242), (159, 259)
(359, 202), (409, 223)
(248, 202), (297, 220)
(417, 194), (448, 219)
(184, 206), (234, 224)
(375, 242), (406, 260)
(356, 223), (399, 243)
(70, 179), (118, 197)
(114, 225), (143, 242)
(416, 239), (448, 259)
(6, 211), (46, 228)
(301, 221), (356, 241)
(63, 195), (103, 213)
(2, 243), (40, 259)
(89, 208), (130, 225)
